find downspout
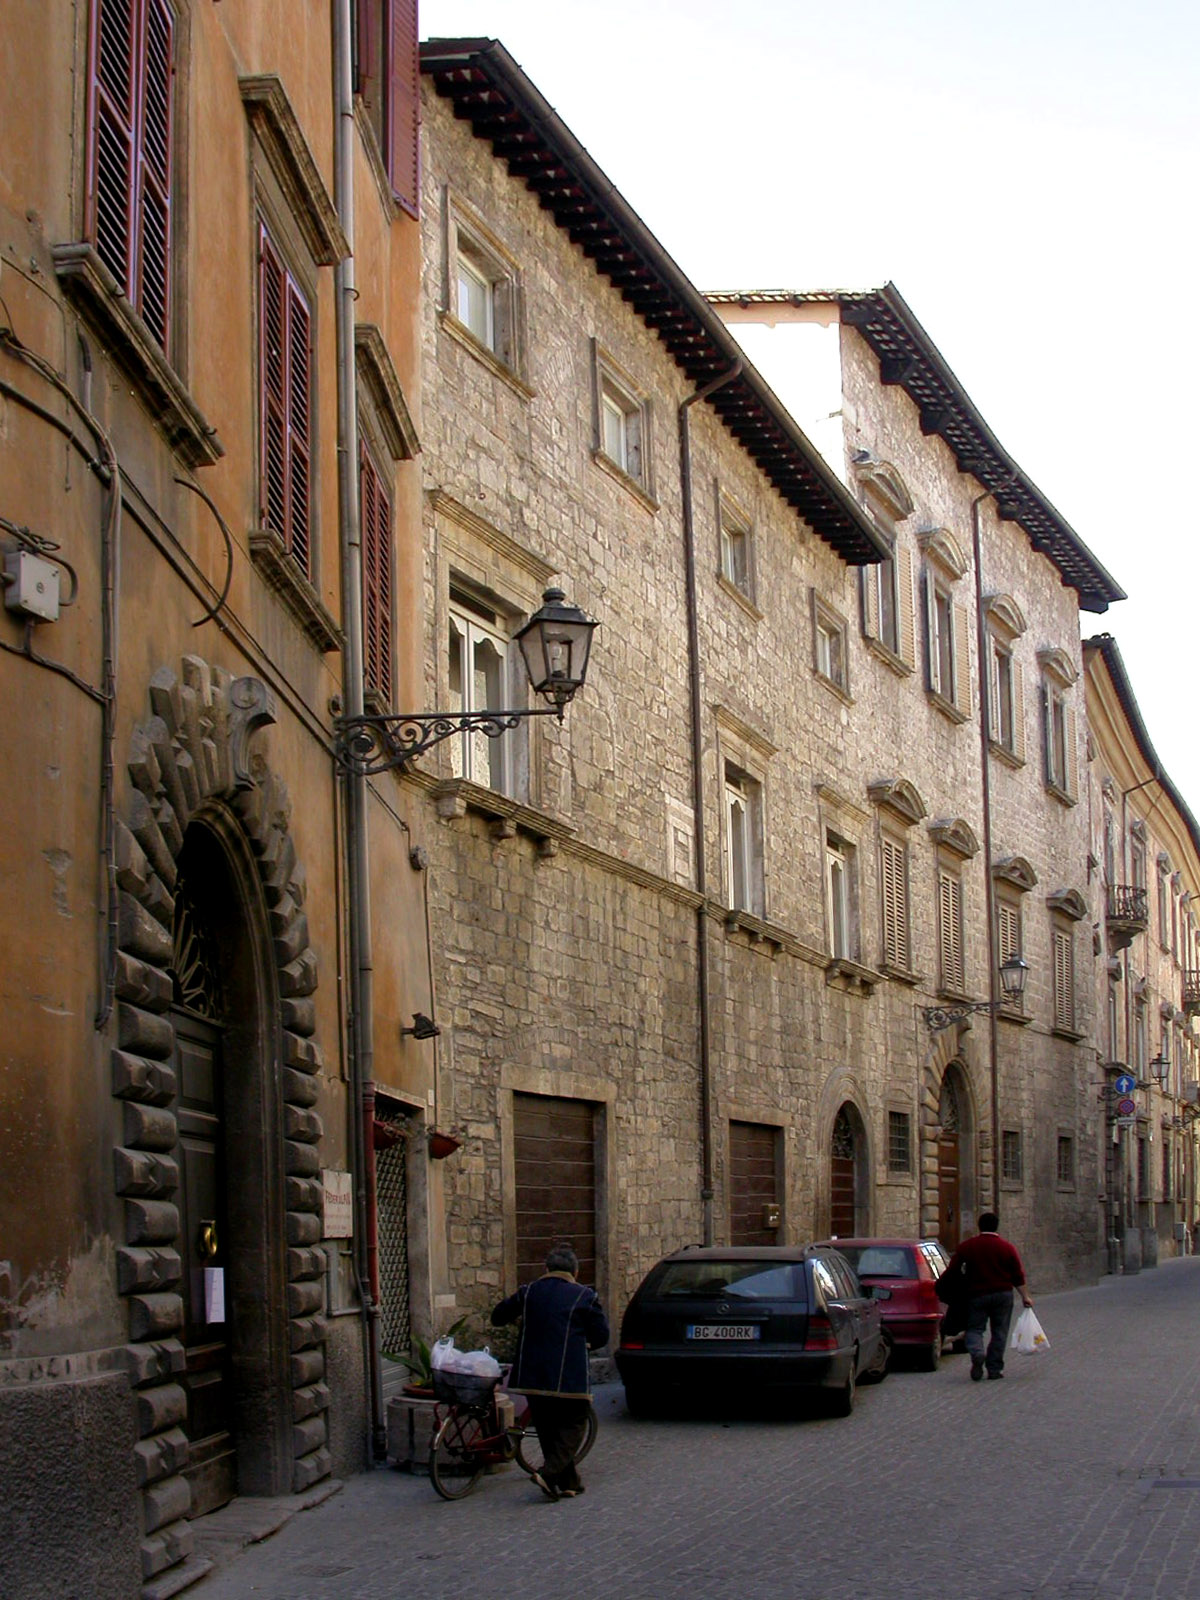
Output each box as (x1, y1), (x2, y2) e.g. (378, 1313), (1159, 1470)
(970, 489), (1003, 1213)
(678, 362), (742, 1247)
(333, 0), (384, 1462)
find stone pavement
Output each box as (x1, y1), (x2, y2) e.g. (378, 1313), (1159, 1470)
(191, 1258), (1200, 1600)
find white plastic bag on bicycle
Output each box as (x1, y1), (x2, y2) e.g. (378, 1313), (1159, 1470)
(431, 1336), (501, 1380)
(1010, 1306), (1050, 1355)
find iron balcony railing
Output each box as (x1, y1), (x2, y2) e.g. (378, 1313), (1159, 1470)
(1183, 972), (1200, 1016)
(1106, 885), (1149, 927)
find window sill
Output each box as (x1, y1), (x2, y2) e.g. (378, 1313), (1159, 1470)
(865, 637), (913, 678)
(591, 448), (658, 512)
(883, 1170), (916, 1186)
(998, 1005), (1032, 1026)
(880, 962), (924, 987)
(723, 908), (785, 952)
(814, 670), (853, 706)
(248, 527), (343, 653)
(1045, 781), (1077, 808)
(999, 1178), (1025, 1193)
(53, 243), (223, 469)
(988, 738), (1024, 770)
(716, 573), (762, 621)
(825, 957), (883, 995)
(430, 778), (575, 855)
(1051, 1024), (1086, 1043)
(438, 312), (534, 400)
(928, 690), (969, 726)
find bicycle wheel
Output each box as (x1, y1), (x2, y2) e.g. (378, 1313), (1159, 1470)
(514, 1403), (598, 1475)
(429, 1410), (486, 1499)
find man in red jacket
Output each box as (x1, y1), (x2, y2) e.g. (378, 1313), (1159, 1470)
(945, 1212), (1033, 1382)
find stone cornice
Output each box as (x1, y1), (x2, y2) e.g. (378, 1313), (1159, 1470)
(240, 75), (349, 266)
(355, 325), (420, 460)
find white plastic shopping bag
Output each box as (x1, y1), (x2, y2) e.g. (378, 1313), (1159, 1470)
(430, 1336), (457, 1371)
(1010, 1305), (1050, 1355)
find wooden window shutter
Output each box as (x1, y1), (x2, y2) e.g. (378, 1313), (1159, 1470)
(387, 0), (420, 216)
(921, 570), (935, 691)
(1054, 929), (1074, 1031)
(360, 445), (393, 700)
(897, 545), (916, 668)
(861, 568), (880, 641)
(1040, 680), (1052, 786)
(258, 222), (312, 578)
(1063, 703), (1078, 801)
(939, 870), (963, 993)
(881, 835), (908, 969)
(88, 0), (174, 351)
(952, 602), (971, 718)
(1011, 660), (1026, 763)
(997, 903), (1020, 966)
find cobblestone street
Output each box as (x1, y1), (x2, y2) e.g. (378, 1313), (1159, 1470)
(193, 1259), (1200, 1600)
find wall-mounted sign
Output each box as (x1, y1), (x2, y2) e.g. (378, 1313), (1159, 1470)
(322, 1169), (354, 1238)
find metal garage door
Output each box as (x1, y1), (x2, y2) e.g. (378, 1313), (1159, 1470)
(729, 1120), (780, 1246)
(513, 1093), (596, 1287)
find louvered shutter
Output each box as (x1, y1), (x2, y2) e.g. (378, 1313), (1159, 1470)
(388, 0), (420, 216)
(88, 0), (174, 350)
(897, 545), (916, 668)
(939, 870), (963, 993)
(1063, 703), (1078, 801)
(1054, 929), (1074, 1031)
(861, 568), (880, 641)
(1011, 660), (1026, 763)
(286, 279), (312, 577)
(259, 223), (312, 578)
(922, 571), (935, 690)
(360, 445), (393, 700)
(881, 835), (908, 970)
(997, 903), (1020, 966)
(952, 602), (971, 718)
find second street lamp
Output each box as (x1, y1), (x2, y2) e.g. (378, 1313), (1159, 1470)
(335, 587), (598, 776)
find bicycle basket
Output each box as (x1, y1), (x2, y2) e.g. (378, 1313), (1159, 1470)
(432, 1369), (499, 1408)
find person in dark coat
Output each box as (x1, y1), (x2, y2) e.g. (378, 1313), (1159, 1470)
(492, 1244), (609, 1499)
(944, 1211), (1033, 1382)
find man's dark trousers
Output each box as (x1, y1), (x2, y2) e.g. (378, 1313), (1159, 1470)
(966, 1289), (1015, 1376)
(527, 1396), (590, 1491)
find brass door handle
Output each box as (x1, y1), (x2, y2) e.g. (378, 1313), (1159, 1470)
(198, 1219), (218, 1260)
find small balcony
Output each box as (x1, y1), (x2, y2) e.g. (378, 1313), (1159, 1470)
(1106, 884), (1148, 951)
(1184, 972), (1200, 1018)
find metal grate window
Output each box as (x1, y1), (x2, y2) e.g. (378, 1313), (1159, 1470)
(1057, 1135), (1074, 1185)
(1001, 1129), (1023, 1184)
(887, 1110), (912, 1173)
(375, 1111), (411, 1359)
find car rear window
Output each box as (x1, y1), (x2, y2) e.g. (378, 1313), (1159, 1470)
(654, 1260), (806, 1301)
(835, 1246), (917, 1279)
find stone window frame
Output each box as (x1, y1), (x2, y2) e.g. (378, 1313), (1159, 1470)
(885, 1104), (915, 1180)
(868, 778), (927, 983)
(715, 708), (774, 921)
(715, 485), (758, 611)
(591, 342), (656, 507)
(992, 855), (1037, 1023)
(54, 0), (225, 470)
(430, 492), (556, 813)
(854, 455), (916, 676)
(440, 191), (529, 394)
(812, 590), (851, 702)
(1051, 923), (1078, 1038)
(929, 817), (979, 1003)
(1000, 1127), (1025, 1188)
(1056, 1130), (1076, 1190)
(918, 527), (971, 723)
(983, 593), (1028, 767)
(1038, 646), (1080, 806)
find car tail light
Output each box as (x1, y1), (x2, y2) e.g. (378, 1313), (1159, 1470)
(918, 1281), (940, 1311)
(804, 1313), (837, 1351)
(621, 1341), (644, 1351)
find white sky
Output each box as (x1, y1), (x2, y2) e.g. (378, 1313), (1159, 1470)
(422, 0), (1200, 808)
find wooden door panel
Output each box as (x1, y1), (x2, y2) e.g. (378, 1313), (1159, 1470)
(730, 1122), (779, 1246)
(514, 1094), (596, 1286)
(830, 1156), (856, 1238)
(937, 1134), (960, 1251)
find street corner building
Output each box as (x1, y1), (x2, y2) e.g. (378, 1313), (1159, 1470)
(0, 3), (428, 1597)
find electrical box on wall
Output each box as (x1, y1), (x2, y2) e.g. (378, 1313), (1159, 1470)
(4, 550), (62, 622)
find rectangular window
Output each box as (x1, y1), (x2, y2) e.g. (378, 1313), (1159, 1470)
(1043, 682), (1077, 799)
(1134, 1002), (1147, 1081)
(813, 594), (849, 694)
(880, 834), (909, 970)
(1137, 1135), (1148, 1199)
(719, 498), (752, 597)
(1057, 1136), (1074, 1186)
(1163, 1140), (1171, 1200)
(87, 0), (175, 351)
(355, 0), (420, 214)
(447, 209), (520, 374)
(724, 766), (763, 916)
(595, 354), (650, 491)
(1053, 927), (1075, 1033)
(862, 542), (915, 668)
(826, 834), (855, 960)
(359, 444), (393, 701)
(887, 1111), (912, 1174)
(1001, 1130), (1024, 1184)
(1159, 869), (1171, 946)
(258, 220), (313, 578)
(989, 639), (1025, 760)
(996, 901), (1022, 1010)
(938, 868), (964, 994)
(448, 596), (513, 792)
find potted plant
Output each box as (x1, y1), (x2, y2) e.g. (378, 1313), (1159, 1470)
(427, 1128), (463, 1160)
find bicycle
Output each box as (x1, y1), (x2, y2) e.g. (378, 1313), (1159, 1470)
(427, 1369), (598, 1500)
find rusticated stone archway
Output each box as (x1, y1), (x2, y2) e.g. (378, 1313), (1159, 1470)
(109, 656), (329, 1591)
(921, 1026), (980, 1246)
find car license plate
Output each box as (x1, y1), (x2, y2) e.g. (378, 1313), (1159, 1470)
(686, 1324), (760, 1340)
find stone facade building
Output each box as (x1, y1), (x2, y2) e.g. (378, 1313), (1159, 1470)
(414, 38), (1126, 1345)
(1, 4), (428, 1595)
(1084, 634), (1200, 1273)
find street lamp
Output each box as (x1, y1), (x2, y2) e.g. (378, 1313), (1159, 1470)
(922, 953), (1031, 1033)
(335, 587), (599, 776)
(1149, 1052), (1171, 1089)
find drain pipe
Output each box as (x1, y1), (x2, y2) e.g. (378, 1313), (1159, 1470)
(970, 488), (1003, 1214)
(679, 362), (742, 1247)
(333, 0), (384, 1463)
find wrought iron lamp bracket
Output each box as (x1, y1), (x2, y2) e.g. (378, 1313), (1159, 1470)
(922, 998), (1008, 1034)
(335, 705), (564, 776)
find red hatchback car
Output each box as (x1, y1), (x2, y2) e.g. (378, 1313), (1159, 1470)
(816, 1239), (951, 1370)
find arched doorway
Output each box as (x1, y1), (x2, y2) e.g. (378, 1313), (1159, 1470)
(830, 1103), (867, 1237)
(937, 1068), (966, 1250)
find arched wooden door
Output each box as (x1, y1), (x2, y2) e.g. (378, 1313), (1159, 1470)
(830, 1105), (859, 1237)
(937, 1072), (963, 1250)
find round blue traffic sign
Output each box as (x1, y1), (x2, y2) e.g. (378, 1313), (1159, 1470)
(1114, 1074), (1137, 1096)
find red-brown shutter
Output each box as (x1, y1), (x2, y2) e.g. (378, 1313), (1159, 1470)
(258, 223), (311, 578)
(387, 0), (420, 216)
(88, 0), (173, 351)
(359, 446), (393, 698)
